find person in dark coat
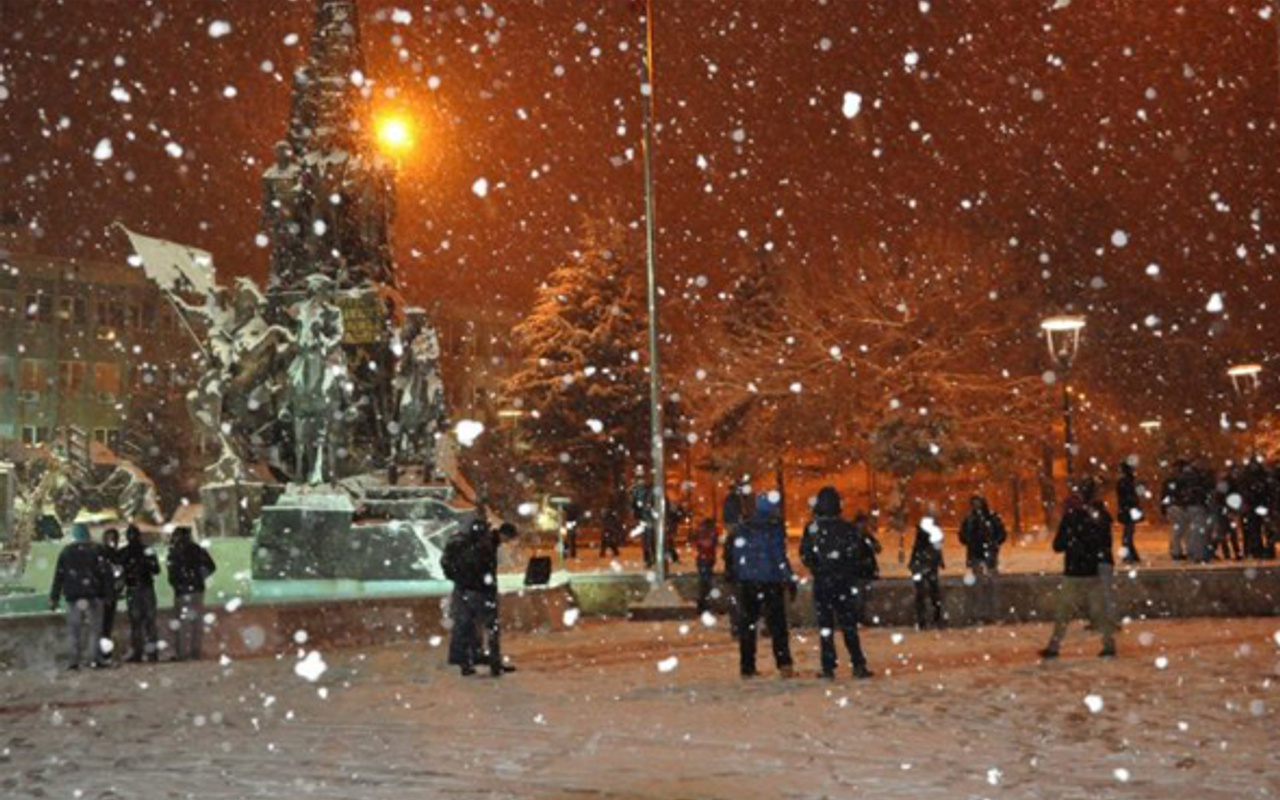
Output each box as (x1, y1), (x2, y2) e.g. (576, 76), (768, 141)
(599, 503), (622, 558)
(442, 515), (507, 677)
(1040, 479), (1117, 659)
(800, 487), (875, 679)
(691, 518), (720, 615)
(909, 507), (946, 629)
(99, 527), (125, 663)
(726, 492), (795, 678)
(49, 523), (112, 670)
(119, 524), (161, 662)
(1239, 458), (1270, 559)
(1115, 462), (1142, 563)
(166, 527), (216, 661)
(958, 495), (1006, 624)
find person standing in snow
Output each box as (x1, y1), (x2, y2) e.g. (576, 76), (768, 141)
(443, 514), (518, 677)
(599, 502), (622, 558)
(958, 495), (1006, 624)
(691, 518), (720, 615)
(1040, 479), (1117, 660)
(119, 525), (161, 662)
(909, 507), (946, 629)
(1115, 462), (1142, 564)
(49, 523), (112, 670)
(99, 527), (125, 664)
(166, 527), (217, 661)
(799, 487), (874, 679)
(726, 492), (796, 679)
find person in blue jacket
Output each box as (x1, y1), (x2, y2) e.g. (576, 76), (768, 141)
(726, 491), (796, 678)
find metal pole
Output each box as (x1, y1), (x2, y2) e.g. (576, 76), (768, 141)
(639, 0), (667, 583)
(1062, 378), (1075, 480)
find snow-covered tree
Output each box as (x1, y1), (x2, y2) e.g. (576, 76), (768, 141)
(505, 217), (651, 507)
(697, 228), (1055, 510)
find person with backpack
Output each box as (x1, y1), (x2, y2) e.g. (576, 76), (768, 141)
(443, 513), (509, 677)
(119, 524), (161, 662)
(958, 495), (1007, 624)
(1040, 479), (1117, 659)
(800, 487), (875, 679)
(726, 491), (796, 679)
(166, 527), (217, 661)
(49, 523), (112, 670)
(909, 506), (946, 629)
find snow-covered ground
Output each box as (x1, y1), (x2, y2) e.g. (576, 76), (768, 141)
(2, 617), (1277, 799)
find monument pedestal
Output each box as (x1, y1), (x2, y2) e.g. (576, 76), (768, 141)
(253, 487), (354, 580)
(200, 481), (270, 538)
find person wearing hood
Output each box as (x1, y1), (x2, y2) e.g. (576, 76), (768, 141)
(800, 487), (875, 679)
(166, 527), (217, 661)
(1040, 479), (1117, 660)
(119, 525), (161, 662)
(958, 495), (1007, 624)
(726, 491), (796, 678)
(49, 523), (112, 670)
(909, 507), (947, 630)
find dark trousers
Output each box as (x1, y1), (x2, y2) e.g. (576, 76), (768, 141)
(814, 580), (866, 674)
(599, 529), (620, 557)
(127, 586), (159, 660)
(737, 582), (791, 675)
(912, 571), (944, 628)
(1217, 517), (1241, 560)
(100, 596), (118, 661)
(1242, 514), (1265, 558)
(695, 561), (714, 613)
(1121, 520), (1140, 562)
(450, 589), (501, 673)
(642, 525), (679, 568)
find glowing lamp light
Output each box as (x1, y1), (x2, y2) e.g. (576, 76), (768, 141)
(1040, 315), (1087, 334)
(1227, 363), (1263, 395)
(1139, 420), (1162, 434)
(1227, 363), (1262, 378)
(375, 114), (414, 156)
(1040, 314), (1086, 366)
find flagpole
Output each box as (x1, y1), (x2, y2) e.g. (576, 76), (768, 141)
(639, 0), (668, 585)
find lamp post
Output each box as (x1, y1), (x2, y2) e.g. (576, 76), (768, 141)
(1041, 315), (1086, 480)
(1227, 363), (1263, 455)
(628, 1), (689, 617)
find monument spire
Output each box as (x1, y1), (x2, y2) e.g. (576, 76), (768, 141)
(262, 0), (396, 294)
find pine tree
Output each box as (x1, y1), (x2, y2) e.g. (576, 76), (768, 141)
(505, 217), (651, 506)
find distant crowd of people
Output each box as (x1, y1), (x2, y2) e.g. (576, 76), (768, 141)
(1159, 457), (1280, 563)
(673, 455), (1280, 679)
(49, 523), (217, 670)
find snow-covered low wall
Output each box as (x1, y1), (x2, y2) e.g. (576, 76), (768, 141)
(0, 584), (575, 671)
(568, 566), (1280, 626)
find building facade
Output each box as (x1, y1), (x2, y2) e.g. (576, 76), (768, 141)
(0, 222), (198, 453)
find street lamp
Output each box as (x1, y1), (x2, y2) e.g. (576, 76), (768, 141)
(1139, 419), (1162, 435)
(374, 113), (414, 158)
(1041, 315), (1086, 479)
(1227, 363), (1263, 395)
(1227, 363), (1263, 454)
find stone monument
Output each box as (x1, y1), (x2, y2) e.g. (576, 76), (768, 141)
(126, 0), (470, 579)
